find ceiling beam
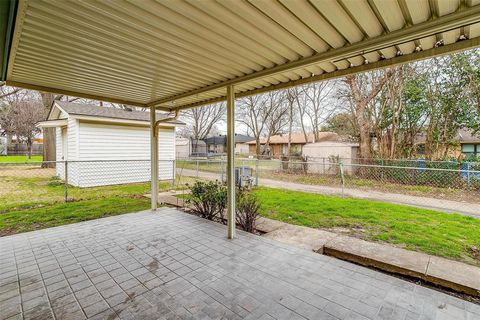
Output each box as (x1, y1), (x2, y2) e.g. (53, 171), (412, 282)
(169, 36), (480, 111)
(6, 80), (149, 108)
(148, 5), (480, 107)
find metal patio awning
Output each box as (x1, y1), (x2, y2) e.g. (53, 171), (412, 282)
(1, 0), (480, 111)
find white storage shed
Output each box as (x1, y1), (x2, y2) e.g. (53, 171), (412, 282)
(38, 102), (184, 187)
(302, 141), (359, 174)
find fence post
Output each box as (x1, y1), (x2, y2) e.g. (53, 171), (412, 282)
(64, 160), (69, 202)
(196, 159), (199, 177)
(255, 159), (259, 186)
(467, 162), (471, 188)
(339, 161), (345, 198)
(172, 160), (176, 189)
(221, 158), (225, 182)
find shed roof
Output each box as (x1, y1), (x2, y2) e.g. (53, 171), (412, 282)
(247, 132), (338, 144)
(1, 0), (480, 111)
(46, 101), (185, 125)
(204, 134), (255, 145)
(303, 141), (360, 148)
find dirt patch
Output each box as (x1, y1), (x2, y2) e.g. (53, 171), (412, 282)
(467, 246), (480, 262)
(0, 167), (55, 178)
(0, 228), (18, 237)
(330, 226), (365, 237)
(147, 258), (159, 272)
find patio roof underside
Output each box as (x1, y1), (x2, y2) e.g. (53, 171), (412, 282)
(2, 0), (480, 111)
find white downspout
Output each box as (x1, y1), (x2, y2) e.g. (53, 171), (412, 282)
(150, 108), (179, 211)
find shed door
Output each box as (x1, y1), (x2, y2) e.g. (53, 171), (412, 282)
(61, 127), (68, 160)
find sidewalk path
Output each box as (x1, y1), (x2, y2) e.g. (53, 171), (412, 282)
(178, 168), (480, 218)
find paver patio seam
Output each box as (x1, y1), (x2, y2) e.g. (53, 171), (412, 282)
(81, 223), (205, 318)
(11, 242), (23, 320)
(30, 237), (58, 320)
(52, 238), (93, 320)
(73, 233), (159, 317)
(425, 256), (432, 277)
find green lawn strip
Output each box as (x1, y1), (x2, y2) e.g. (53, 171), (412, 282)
(0, 176), (174, 213)
(0, 196), (150, 236)
(0, 155), (43, 162)
(253, 187), (480, 266)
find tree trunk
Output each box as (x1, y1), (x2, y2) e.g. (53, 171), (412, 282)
(42, 128), (56, 166)
(27, 137), (32, 159)
(40, 92), (57, 168)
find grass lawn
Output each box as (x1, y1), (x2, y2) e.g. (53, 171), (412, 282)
(0, 155), (43, 162)
(0, 197), (150, 236)
(254, 187), (480, 266)
(0, 168), (199, 236)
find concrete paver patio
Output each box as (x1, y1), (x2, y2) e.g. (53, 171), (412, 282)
(0, 209), (479, 320)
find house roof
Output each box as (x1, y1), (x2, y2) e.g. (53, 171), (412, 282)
(50, 101), (184, 125)
(2, 0), (480, 111)
(458, 128), (480, 143)
(416, 128), (480, 144)
(247, 132), (338, 144)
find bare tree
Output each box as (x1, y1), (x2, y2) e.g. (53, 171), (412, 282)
(301, 82), (336, 142)
(182, 103), (225, 140)
(0, 100), (44, 158)
(285, 88), (300, 156)
(262, 91), (288, 152)
(238, 91), (287, 156)
(343, 69), (393, 159)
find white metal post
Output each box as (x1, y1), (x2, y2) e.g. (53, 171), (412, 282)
(150, 106), (158, 211)
(226, 85), (236, 239)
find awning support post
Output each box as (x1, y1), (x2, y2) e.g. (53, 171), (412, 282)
(150, 106), (158, 211)
(226, 85), (236, 239)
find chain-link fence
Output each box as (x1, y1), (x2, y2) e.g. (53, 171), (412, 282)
(175, 157), (480, 216)
(2, 157), (479, 219)
(0, 159), (201, 216)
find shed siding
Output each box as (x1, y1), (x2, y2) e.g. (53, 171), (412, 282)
(67, 118), (78, 160)
(55, 127), (63, 178)
(69, 122), (175, 187)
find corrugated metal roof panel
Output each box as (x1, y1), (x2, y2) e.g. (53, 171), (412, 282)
(2, 0), (480, 110)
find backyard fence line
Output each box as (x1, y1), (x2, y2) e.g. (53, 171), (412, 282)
(2, 158), (479, 215)
(0, 159), (180, 206)
(175, 158), (480, 174)
(175, 158), (480, 212)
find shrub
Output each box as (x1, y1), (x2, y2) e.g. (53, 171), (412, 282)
(187, 181), (226, 221)
(235, 189), (260, 233)
(187, 182), (260, 233)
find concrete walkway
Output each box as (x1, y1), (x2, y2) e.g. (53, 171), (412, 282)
(1, 209), (479, 320)
(179, 169), (480, 218)
(257, 217), (480, 297)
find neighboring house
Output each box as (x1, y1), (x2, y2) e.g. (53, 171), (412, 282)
(416, 128), (480, 159)
(37, 101), (184, 187)
(458, 128), (480, 158)
(175, 138), (207, 158)
(302, 141), (359, 174)
(204, 134), (254, 155)
(246, 132), (339, 157)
